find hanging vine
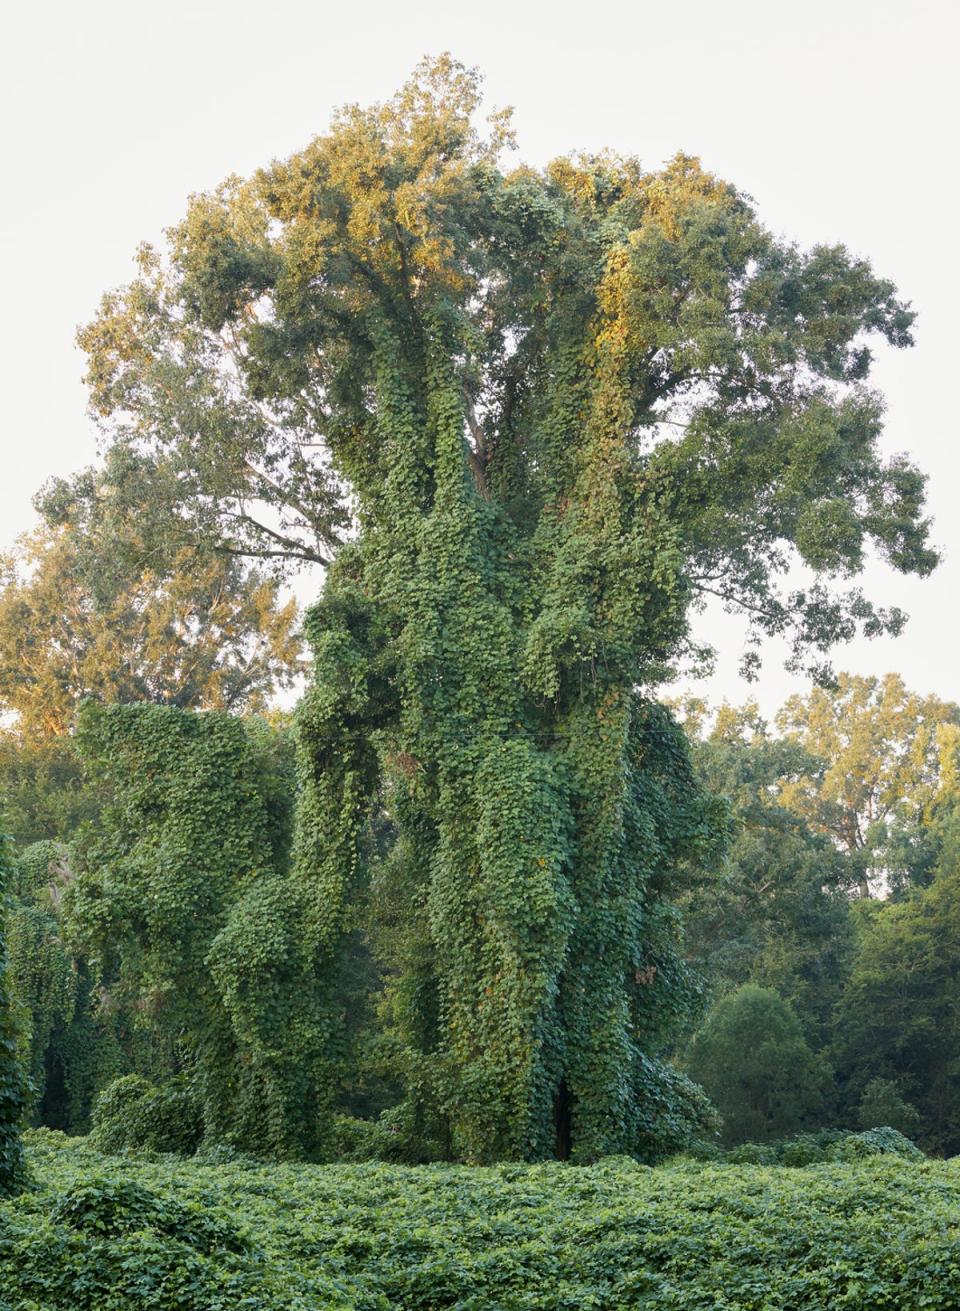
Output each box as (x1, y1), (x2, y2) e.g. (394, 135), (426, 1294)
(0, 817), (28, 1194)
(80, 57), (933, 1161)
(66, 702), (334, 1157)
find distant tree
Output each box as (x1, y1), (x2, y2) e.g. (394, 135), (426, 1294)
(678, 701), (854, 1044)
(881, 723), (960, 895)
(0, 817), (28, 1195)
(0, 447), (302, 744)
(0, 735), (100, 849)
(687, 984), (831, 1145)
(857, 1077), (920, 1138)
(777, 674), (958, 897)
(833, 870), (960, 1155)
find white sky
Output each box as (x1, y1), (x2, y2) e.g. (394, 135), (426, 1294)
(1, 0), (956, 718)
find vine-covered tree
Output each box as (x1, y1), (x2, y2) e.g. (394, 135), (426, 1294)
(6, 842), (77, 1123)
(79, 58), (935, 1161)
(65, 704), (322, 1157)
(0, 816), (28, 1195)
(4, 841), (124, 1134)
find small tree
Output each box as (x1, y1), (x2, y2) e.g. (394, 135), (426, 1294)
(858, 1077), (920, 1138)
(687, 984), (830, 1145)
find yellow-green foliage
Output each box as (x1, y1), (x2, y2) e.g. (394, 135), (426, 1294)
(2, 1130), (959, 1308)
(0, 449), (301, 743)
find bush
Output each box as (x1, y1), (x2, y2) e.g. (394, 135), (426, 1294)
(50, 1177), (247, 1253)
(836, 1126), (926, 1161)
(689, 1126), (925, 1166)
(89, 1075), (203, 1157)
(328, 1106), (447, 1164)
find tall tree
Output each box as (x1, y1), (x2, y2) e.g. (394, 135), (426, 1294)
(776, 674), (958, 897)
(0, 447), (302, 743)
(78, 58), (935, 1161)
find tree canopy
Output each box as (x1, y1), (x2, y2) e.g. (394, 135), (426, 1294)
(776, 674), (958, 896)
(80, 56), (934, 675)
(0, 448), (301, 743)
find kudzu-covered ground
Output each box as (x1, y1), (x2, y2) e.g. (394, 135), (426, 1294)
(2, 1130), (960, 1309)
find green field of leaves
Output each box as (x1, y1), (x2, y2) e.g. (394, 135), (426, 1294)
(2, 1130), (959, 1309)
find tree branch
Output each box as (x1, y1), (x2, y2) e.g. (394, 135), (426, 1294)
(222, 510), (330, 566)
(464, 395), (491, 500)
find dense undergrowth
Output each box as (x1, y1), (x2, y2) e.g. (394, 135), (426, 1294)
(1, 1129), (959, 1309)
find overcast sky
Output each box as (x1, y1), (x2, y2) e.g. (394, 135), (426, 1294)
(1, 0), (956, 717)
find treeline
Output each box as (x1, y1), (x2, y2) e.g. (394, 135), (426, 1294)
(4, 668), (960, 1159)
(677, 678), (960, 1154)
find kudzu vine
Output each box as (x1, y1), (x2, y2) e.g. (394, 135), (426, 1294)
(0, 816), (28, 1194)
(76, 58), (933, 1161)
(67, 703), (334, 1157)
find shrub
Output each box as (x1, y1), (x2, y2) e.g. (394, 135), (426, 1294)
(837, 1126), (925, 1161)
(692, 1127), (925, 1166)
(328, 1106), (447, 1164)
(50, 1177), (247, 1253)
(89, 1075), (202, 1157)
(1, 1133), (956, 1310)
